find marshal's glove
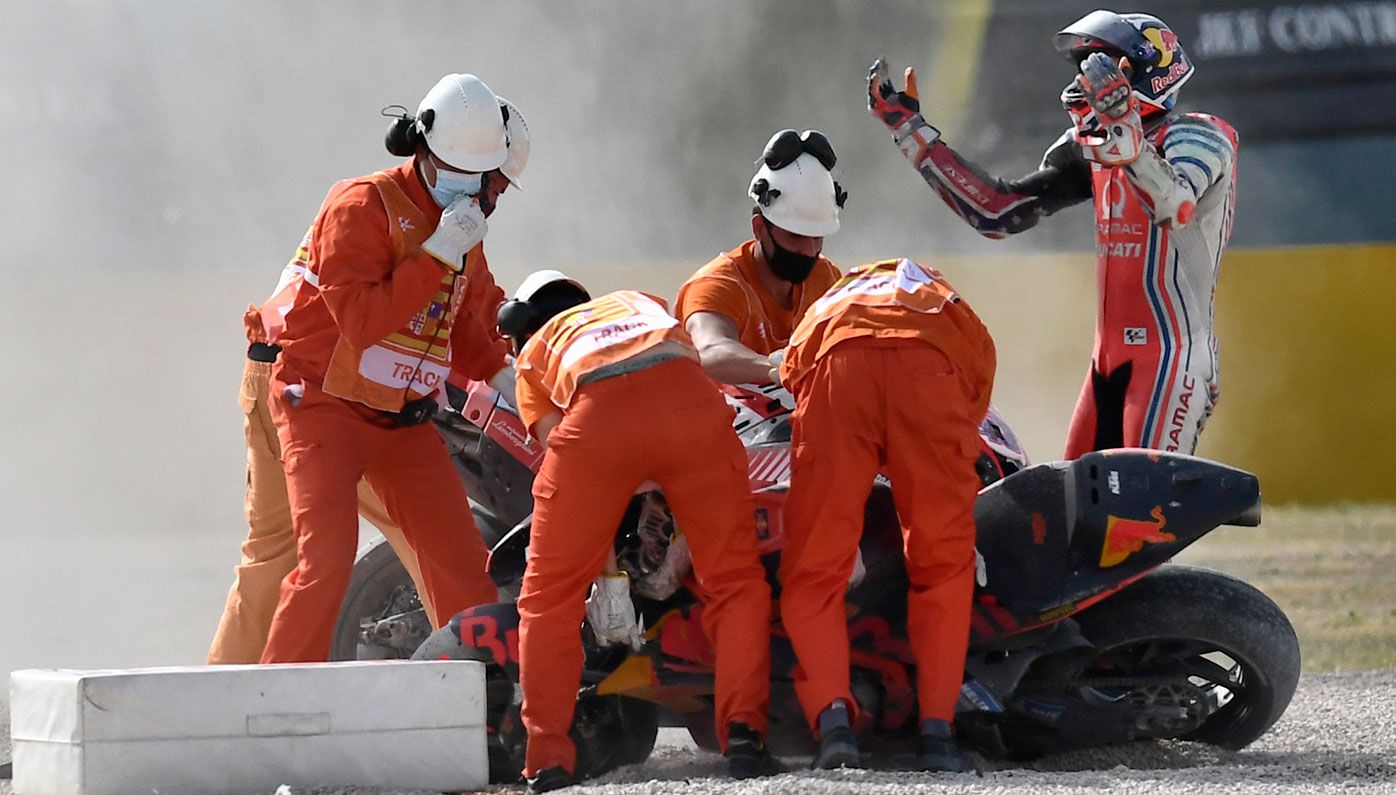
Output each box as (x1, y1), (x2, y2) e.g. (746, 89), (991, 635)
(421, 195), (488, 272)
(1065, 53), (1143, 167)
(488, 365), (517, 409)
(868, 58), (941, 162)
(767, 348), (786, 387)
(585, 573), (644, 650)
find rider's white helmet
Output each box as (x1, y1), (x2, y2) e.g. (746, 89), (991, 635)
(748, 152), (842, 237)
(416, 73), (509, 172)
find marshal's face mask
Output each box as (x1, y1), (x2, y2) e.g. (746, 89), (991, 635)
(426, 161), (485, 208)
(424, 151), (485, 208)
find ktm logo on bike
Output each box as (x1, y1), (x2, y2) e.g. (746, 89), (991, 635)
(1100, 506), (1175, 567)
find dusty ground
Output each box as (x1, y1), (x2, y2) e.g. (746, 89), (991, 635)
(4, 670), (1394, 794)
(1176, 505), (1396, 672)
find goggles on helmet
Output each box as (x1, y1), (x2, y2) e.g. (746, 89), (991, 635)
(759, 129), (837, 171)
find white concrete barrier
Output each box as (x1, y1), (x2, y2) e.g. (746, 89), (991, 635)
(9, 660), (486, 795)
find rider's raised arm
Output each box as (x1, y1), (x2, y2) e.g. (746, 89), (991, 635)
(868, 58), (1092, 240)
(906, 131), (1093, 239)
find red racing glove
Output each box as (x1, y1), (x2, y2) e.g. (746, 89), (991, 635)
(868, 58), (941, 163)
(1067, 53), (1144, 167)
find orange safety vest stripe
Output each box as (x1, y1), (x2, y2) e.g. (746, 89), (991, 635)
(782, 258), (996, 398)
(516, 291), (696, 429)
(259, 169), (473, 412)
(320, 172), (464, 411)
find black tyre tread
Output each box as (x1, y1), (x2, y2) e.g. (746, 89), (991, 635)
(411, 624), (483, 661)
(331, 537), (413, 660)
(615, 697), (661, 766)
(1074, 564), (1300, 749)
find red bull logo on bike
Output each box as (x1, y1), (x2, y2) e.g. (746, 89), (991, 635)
(1100, 506), (1174, 567)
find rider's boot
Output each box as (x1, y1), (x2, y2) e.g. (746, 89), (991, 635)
(725, 722), (786, 779)
(917, 718), (975, 773)
(812, 701), (860, 769)
(525, 766), (574, 794)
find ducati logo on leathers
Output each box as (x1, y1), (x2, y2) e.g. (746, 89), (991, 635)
(1102, 178), (1129, 220)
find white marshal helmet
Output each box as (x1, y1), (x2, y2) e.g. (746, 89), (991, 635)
(498, 269), (592, 345)
(497, 97), (530, 188)
(513, 269), (585, 302)
(416, 73), (509, 172)
(748, 152), (842, 237)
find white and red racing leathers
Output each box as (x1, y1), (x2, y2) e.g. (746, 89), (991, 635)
(902, 112), (1238, 457)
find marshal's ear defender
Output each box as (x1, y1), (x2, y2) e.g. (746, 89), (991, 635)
(496, 298), (538, 341)
(383, 104), (427, 157)
(496, 276), (592, 350)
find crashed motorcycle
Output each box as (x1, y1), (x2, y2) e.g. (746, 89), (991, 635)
(340, 380), (1300, 782)
(333, 379), (1024, 659)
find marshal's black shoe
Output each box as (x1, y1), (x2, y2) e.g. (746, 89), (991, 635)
(525, 766), (574, 794)
(813, 725), (860, 769)
(812, 702), (860, 769)
(917, 719), (974, 773)
(725, 722), (786, 779)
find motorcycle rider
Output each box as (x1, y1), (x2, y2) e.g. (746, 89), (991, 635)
(208, 95), (531, 665)
(250, 73), (522, 663)
(675, 129), (845, 385)
(868, 10), (1237, 458)
(497, 273), (781, 792)
(777, 257), (996, 772)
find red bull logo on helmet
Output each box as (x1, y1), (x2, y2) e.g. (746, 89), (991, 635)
(1138, 24), (1189, 101)
(1150, 59), (1190, 93)
(1142, 26), (1179, 66)
(1100, 506), (1175, 567)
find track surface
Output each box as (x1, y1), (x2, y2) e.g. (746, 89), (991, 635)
(3, 671), (1394, 794)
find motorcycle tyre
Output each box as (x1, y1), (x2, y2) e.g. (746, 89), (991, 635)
(1071, 563), (1300, 751)
(591, 696), (661, 769)
(412, 626), (660, 779)
(331, 535), (416, 661)
(414, 624), (524, 782)
(334, 505), (506, 661)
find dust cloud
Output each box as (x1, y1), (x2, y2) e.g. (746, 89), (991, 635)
(0, 2), (1176, 684)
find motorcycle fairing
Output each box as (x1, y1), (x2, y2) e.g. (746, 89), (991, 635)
(445, 603), (522, 679)
(970, 449), (1260, 642)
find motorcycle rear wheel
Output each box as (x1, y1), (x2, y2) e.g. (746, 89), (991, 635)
(334, 503), (507, 661)
(331, 535), (419, 660)
(1071, 564), (1300, 750)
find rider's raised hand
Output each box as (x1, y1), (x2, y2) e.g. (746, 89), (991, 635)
(1077, 53), (1134, 121)
(867, 58), (941, 163)
(1068, 53), (1144, 167)
(867, 57), (922, 131)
